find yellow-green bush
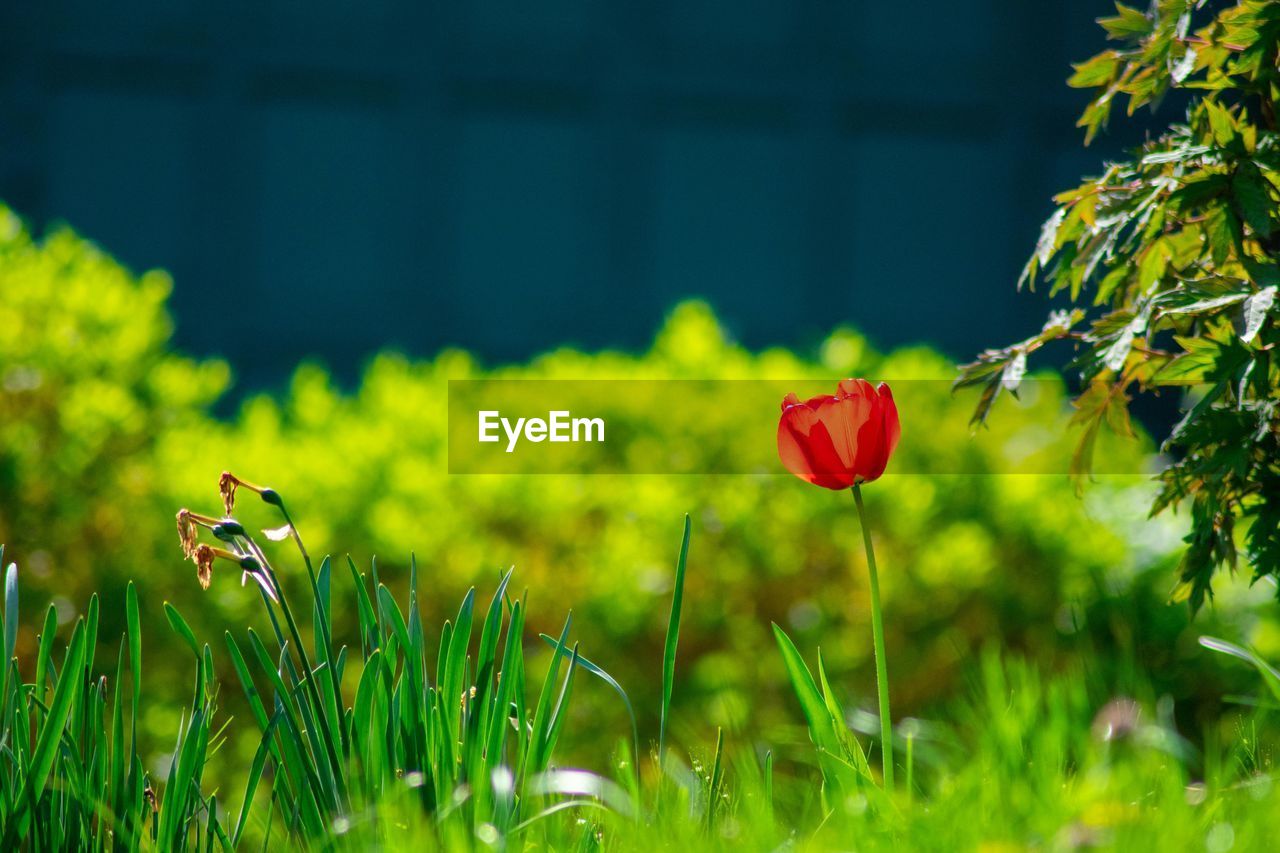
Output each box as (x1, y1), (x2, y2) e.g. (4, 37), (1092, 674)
(0, 207), (227, 631)
(0, 206), (1267, 766)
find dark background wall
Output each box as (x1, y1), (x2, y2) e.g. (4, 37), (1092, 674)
(0, 1), (1139, 391)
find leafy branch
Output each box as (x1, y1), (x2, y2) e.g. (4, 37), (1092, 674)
(958, 0), (1280, 612)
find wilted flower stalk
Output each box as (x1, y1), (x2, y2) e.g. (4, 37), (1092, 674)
(219, 471), (280, 516)
(192, 543), (232, 590)
(177, 472), (349, 809)
(176, 508), (221, 560)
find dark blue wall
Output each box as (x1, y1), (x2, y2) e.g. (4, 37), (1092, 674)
(1, 1), (1135, 389)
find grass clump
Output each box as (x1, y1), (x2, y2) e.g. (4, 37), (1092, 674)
(2, 477), (1280, 850)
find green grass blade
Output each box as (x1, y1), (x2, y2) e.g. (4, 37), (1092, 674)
(818, 649), (870, 777)
(484, 599), (523, 772)
(773, 624), (859, 795)
(110, 642), (127, 827)
(478, 569), (514, 682)
(1200, 636), (1280, 704)
(159, 707), (206, 846)
(764, 749), (774, 824)
(317, 555), (332, 634)
(34, 603), (57, 700)
(408, 555), (425, 678)
(470, 570), (513, 777)
(353, 648), (386, 794)
(126, 582), (141, 720)
(8, 618), (87, 841)
(375, 584), (411, 657)
(347, 557), (382, 656)
(164, 602), (200, 659)
(706, 727), (725, 828)
(443, 587), (476, 744)
(773, 624), (836, 747)
(523, 613), (573, 782)
(3, 557), (16, 696)
(234, 713), (281, 846)
(539, 633), (638, 765)
(542, 644), (580, 771)
(84, 593), (99, 696)
(659, 514), (691, 762)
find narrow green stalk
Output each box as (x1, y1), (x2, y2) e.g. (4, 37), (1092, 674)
(853, 484), (893, 791)
(905, 728), (915, 807)
(240, 536), (349, 810)
(275, 501), (346, 758)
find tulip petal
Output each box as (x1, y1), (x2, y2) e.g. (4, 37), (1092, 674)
(856, 383), (900, 482)
(818, 390), (874, 471)
(778, 403), (855, 489)
(854, 411), (887, 482)
(836, 378), (876, 401)
(878, 382), (901, 458)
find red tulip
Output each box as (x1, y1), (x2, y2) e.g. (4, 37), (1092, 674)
(777, 379), (901, 489)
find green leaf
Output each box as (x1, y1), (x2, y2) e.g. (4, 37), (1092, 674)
(1034, 208), (1067, 268)
(1232, 165), (1273, 237)
(1242, 286), (1276, 343)
(1205, 100), (1238, 148)
(1000, 351), (1027, 393)
(1206, 204), (1242, 267)
(1172, 46), (1198, 84)
(1098, 3), (1151, 40)
(1104, 321), (1139, 371)
(1155, 334), (1249, 385)
(1078, 97), (1114, 145)
(1155, 283), (1251, 320)
(1068, 52), (1121, 88)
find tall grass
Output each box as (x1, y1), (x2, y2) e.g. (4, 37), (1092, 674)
(0, 546), (211, 849)
(2, 482), (1280, 850)
(0, 481), (696, 849)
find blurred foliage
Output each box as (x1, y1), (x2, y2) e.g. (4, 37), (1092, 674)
(0, 203), (1274, 777)
(958, 0), (1280, 613)
(0, 207), (229, 661)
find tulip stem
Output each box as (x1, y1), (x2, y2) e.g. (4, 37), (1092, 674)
(853, 484), (893, 791)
